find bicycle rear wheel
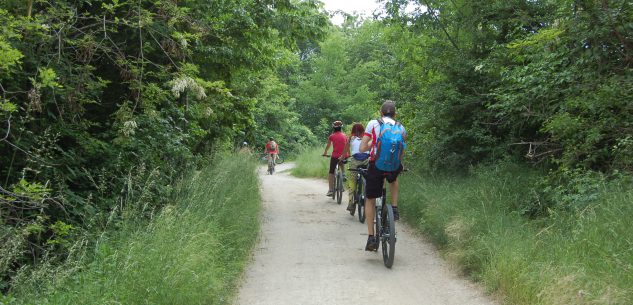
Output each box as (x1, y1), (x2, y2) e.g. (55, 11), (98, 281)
(381, 205), (396, 268)
(268, 159), (274, 175)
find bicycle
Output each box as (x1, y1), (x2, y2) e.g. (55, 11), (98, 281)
(260, 153), (284, 164)
(373, 168), (407, 268)
(267, 154), (275, 175)
(375, 185), (395, 268)
(348, 166), (368, 223)
(323, 155), (345, 204)
(375, 169), (409, 268)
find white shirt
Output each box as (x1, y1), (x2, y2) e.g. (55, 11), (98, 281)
(350, 136), (362, 155)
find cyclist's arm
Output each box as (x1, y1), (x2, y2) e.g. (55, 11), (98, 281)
(323, 139), (332, 156)
(340, 138), (350, 160)
(359, 135), (372, 153)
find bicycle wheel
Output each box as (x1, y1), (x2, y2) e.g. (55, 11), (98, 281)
(374, 204), (382, 252)
(381, 205), (396, 268)
(357, 180), (365, 223)
(336, 171), (343, 205)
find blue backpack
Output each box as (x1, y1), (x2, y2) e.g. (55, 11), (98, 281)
(375, 119), (406, 172)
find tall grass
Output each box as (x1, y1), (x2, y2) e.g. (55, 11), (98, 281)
(8, 153), (261, 304)
(290, 146), (330, 179)
(400, 163), (633, 305)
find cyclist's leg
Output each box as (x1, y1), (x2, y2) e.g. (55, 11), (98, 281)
(386, 166), (402, 219)
(327, 157), (336, 195)
(365, 163), (384, 236)
(388, 180), (399, 207)
(346, 162), (357, 211)
(386, 165), (403, 206)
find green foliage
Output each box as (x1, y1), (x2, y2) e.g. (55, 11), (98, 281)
(290, 146), (330, 179)
(400, 165), (633, 305)
(0, 0), (329, 291)
(8, 153), (261, 304)
(291, 22), (391, 138)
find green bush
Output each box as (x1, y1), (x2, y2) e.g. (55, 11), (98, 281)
(400, 163), (633, 305)
(7, 153), (261, 305)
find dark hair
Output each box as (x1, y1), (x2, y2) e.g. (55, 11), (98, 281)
(381, 100), (396, 117)
(350, 123), (364, 137)
(332, 120), (343, 132)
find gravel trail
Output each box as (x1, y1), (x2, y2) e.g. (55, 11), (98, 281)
(236, 163), (498, 305)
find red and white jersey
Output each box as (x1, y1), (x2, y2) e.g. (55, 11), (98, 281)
(265, 141), (278, 154)
(364, 117), (406, 160)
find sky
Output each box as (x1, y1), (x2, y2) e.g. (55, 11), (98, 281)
(319, 0), (421, 25)
(319, 0), (383, 25)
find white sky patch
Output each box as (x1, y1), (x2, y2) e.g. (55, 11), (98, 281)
(320, 0), (424, 25)
(320, 0), (382, 25)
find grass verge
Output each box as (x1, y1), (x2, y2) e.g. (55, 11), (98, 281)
(290, 146), (329, 179)
(399, 164), (633, 305)
(7, 153), (260, 304)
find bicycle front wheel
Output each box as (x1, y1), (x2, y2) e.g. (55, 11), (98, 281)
(336, 172), (343, 205)
(357, 181), (365, 223)
(381, 205), (396, 268)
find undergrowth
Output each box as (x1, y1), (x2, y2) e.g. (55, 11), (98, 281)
(400, 163), (633, 305)
(290, 146), (330, 179)
(3, 153), (261, 304)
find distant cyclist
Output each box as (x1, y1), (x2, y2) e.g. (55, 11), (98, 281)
(322, 121), (347, 197)
(360, 100), (406, 251)
(265, 137), (279, 164)
(343, 122), (369, 214)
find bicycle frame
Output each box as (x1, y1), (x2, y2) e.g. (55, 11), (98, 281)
(349, 167), (368, 223)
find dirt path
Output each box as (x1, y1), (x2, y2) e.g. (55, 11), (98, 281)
(236, 163), (498, 305)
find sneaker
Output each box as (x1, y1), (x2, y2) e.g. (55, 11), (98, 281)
(365, 235), (378, 252)
(326, 190), (334, 197)
(346, 204), (355, 216)
(392, 207), (400, 221)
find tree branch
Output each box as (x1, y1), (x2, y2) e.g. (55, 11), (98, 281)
(419, 0), (460, 50)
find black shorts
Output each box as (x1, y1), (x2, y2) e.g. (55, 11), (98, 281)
(329, 157), (341, 174)
(365, 162), (402, 199)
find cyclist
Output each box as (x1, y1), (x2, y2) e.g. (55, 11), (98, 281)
(342, 122), (369, 214)
(359, 100), (406, 251)
(322, 121), (347, 197)
(264, 137), (279, 164)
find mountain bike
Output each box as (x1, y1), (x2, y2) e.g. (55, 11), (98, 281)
(334, 161), (345, 204)
(348, 166), (367, 223)
(267, 154), (275, 175)
(374, 168), (407, 268)
(374, 182), (396, 268)
(323, 155), (345, 203)
(260, 153), (284, 164)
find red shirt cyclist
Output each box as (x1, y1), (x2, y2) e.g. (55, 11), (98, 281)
(322, 121), (348, 197)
